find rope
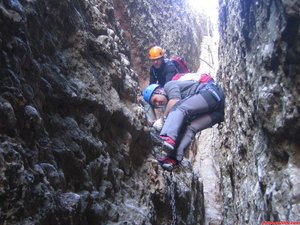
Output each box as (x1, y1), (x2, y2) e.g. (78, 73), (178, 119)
(199, 57), (213, 69)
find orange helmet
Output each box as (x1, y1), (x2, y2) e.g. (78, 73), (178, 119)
(148, 46), (165, 59)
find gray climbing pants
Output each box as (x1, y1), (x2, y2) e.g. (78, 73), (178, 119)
(160, 85), (225, 162)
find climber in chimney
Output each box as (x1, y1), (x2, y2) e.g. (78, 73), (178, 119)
(148, 46), (181, 87)
(143, 75), (225, 170)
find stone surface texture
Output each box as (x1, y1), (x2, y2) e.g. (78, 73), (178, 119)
(112, 0), (204, 90)
(216, 0), (300, 224)
(1, 0), (299, 224)
(0, 0), (204, 224)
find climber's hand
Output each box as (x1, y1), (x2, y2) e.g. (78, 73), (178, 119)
(152, 118), (164, 132)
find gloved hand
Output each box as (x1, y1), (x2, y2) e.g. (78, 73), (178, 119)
(152, 118), (164, 132)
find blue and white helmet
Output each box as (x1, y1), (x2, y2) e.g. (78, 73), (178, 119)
(143, 84), (160, 104)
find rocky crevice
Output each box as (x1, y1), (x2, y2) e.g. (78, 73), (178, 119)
(2, 0), (298, 224)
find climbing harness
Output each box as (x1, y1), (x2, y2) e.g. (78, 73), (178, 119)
(194, 79), (222, 102)
(207, 87), (221, 102)
(166, 171), (177, 225)
(203, 81), (222, 102)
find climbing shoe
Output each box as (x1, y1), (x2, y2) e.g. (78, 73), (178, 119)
(159, 136), (176, 151)
(150, 133), (176, 152)
(157, 156), (178, 172)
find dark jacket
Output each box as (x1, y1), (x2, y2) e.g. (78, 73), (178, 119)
(149, 59), (179, 87)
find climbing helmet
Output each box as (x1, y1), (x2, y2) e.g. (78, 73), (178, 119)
(148, 46), (165, 59)
(143, 84), (160, 104)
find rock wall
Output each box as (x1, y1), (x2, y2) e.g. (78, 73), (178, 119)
(0, 0), (204, 224)
(112, 0), (203, 90)
(217, 0), (300, 224)
(7, 0), (299, 224)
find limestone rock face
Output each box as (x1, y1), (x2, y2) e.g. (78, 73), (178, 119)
(112, 0), (203, 89)
(0, 0), (205, 224)
(217, 0), (300, 224)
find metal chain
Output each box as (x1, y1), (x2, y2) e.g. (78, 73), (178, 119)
(169, 172), (177, 225)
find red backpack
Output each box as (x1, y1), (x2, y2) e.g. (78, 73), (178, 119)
(170, 57), (190, 73)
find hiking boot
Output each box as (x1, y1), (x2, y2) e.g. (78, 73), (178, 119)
(157, 156), (178, 165)
(157, 156), (178, 171)
(159, 136), (176, 151)
(161, 163), (175, 172)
